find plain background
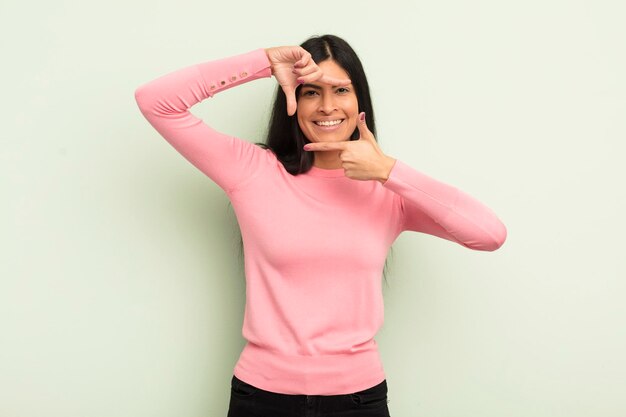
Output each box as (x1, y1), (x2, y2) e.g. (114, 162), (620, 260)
(1, 0), (625, 416)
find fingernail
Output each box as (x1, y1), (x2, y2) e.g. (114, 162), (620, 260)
(303, 144), (311, 150)
(360, 112), (365, 122)
(297, 79), (304, 84)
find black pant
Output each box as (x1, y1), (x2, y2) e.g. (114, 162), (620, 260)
(227, 375), (391, 417)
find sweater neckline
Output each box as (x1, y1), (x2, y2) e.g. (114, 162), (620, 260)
(306, 165), (346, 178)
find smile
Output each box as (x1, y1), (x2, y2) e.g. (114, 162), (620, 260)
(313, 119), (343, 127)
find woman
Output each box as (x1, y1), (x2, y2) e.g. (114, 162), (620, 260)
(135, 34), (507, 417)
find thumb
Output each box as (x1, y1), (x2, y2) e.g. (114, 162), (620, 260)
(357, 111), (373, 140)
(283, 85), (297, 116)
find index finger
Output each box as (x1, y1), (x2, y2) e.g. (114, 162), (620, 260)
(304, 141), (351, 152)
(318, 74), (352, 86)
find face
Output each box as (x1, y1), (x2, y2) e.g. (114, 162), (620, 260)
(296, 60), (359, 145)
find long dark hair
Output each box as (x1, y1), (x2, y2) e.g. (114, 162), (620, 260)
(256, 34), (377, 175)
(232, 34), (392, 286)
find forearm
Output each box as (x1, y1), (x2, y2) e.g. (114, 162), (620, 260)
(134, 48), (272, 116)
(133, 48), (273, 194)
(382, 159), (507, 251)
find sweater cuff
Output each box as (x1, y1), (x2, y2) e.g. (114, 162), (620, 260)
(196, 47), (272, 97)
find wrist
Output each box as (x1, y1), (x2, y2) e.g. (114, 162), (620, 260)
(377, 156), (396, 184)
(264, 48), (274, 76)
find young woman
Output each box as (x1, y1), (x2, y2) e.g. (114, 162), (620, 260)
(135, 34), (507, 417)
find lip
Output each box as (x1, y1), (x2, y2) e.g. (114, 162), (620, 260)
(313, 119), (344, 131)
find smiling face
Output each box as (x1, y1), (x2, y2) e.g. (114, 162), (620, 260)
(296, 60), (359, 146)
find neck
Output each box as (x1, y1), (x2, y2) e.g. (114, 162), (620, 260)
(312, 152), (343, 169)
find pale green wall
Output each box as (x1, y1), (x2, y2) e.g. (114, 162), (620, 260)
(1, 0), (625, 416)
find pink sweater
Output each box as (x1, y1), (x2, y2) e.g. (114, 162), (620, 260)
(134, 48), (507, 395)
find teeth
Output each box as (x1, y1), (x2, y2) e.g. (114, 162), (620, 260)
(315, 120), (343, 126)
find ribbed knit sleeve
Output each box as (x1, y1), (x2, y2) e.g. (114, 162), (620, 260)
(382, 159), (507, 251)
(134, 48), (273, 194)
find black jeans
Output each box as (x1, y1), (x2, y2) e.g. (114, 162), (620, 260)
(227, 375), (391, 417)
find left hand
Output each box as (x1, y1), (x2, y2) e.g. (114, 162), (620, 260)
(303, 112), (396, 182)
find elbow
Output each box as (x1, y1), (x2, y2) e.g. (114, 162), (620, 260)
(134, 85), (148, 109)
(133, 85), (161, 121)
(463, 221), (508, 252)
(479, 221), (508, 252)
(134, 86), (142, 103)
(134, 82), (158, 112)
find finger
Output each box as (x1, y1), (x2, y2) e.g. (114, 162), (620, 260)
(294, 52), (311, 68)
(293, 54), (305, 68)
(356, 111), (373, 140)
(299, 65), (340, 84)
(283, 85), (297, 116)
(303, 141), (350, 152)
(358, 111), (366, 129)
(318, 74), (352, 86)
(294, 64), (317, 78)
(296, 68), (322, 84)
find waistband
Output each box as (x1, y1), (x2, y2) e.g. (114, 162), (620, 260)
(233, 342), (386, 395)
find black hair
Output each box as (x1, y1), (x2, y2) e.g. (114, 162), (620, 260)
(255, 34), (377, 175)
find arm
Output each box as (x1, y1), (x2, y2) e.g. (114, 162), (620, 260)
(382, 159), (507, 251)
(134, 48), (273, 194)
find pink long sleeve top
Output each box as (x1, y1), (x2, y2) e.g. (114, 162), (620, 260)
(134, 48), (507, 395)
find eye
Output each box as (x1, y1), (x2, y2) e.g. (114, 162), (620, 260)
(302, 90), (318, 96)
(337, 87), (350, 93)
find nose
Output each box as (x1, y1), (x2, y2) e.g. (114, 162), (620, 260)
(318, 93), (338, 114)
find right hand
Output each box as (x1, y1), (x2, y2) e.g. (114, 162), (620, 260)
(264, 46), (352, 116)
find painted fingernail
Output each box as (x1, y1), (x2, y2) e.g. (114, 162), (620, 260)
(360, 112), (366, 122)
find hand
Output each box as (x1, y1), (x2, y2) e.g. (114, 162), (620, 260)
(264, 46), (351, 116)
(303, 112), (397, 182)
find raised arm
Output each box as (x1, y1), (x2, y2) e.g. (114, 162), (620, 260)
(382, 159), (508, 251)
(302, 112), (508, 252)
(134, 48), (273, 194)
